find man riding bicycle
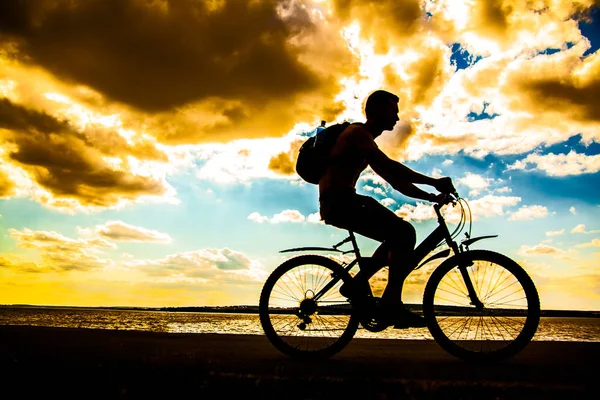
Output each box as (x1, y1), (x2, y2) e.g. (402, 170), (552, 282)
(319, 90), (456, 328)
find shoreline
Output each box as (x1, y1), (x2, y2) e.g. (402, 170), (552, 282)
(2, 304), (600, 318)
(2, 325), (596, 399)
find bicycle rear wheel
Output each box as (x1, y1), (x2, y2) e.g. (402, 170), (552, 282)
(423, 250), (540, 362)
(259, 255), (358, 359)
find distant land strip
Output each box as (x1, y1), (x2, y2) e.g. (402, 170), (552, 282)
(1, 304), (599, 318)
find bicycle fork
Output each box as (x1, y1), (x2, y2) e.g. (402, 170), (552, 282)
(457, 263), (484, 310)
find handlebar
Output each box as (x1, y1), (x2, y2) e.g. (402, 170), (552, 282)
(435, 192), (459, 207)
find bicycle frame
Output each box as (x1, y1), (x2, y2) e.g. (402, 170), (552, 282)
(279, 200), (496, 308)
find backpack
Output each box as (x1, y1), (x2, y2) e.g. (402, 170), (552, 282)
(296, 121), (351, 184)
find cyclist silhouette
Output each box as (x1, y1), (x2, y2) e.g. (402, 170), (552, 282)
(319, 90), (456, 328)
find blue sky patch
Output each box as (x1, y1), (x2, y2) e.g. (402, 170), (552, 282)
(579, 6), (600, 56)
(542, 134), (600, 156)
(450, 43), (483, 70)
(467, 102), (499, 121)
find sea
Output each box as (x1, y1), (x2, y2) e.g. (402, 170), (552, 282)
(1, 306), (599, 341)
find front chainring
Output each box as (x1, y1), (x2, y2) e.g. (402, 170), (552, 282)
(355, 296), (389, 332)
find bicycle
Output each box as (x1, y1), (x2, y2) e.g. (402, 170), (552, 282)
(259, 193), (540, 362)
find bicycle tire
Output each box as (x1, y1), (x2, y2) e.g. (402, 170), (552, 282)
(259, 254), (359, 359)
(423, 250), (540, 362)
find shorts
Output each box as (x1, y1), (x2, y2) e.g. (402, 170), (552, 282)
(319, 188), (415, 246)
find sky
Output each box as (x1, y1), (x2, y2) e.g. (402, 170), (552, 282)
(0, 0), (599, 310)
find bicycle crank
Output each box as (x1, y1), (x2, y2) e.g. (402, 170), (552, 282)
(355, 296), (389, 332)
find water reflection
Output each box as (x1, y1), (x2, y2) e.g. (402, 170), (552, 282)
(0, 307), (598, 341)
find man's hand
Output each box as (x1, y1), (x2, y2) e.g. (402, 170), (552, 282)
(433, 177), (456, 194)
(429, 193), (449, 204)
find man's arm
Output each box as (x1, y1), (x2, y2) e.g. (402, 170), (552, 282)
(352, 129), (454, 200)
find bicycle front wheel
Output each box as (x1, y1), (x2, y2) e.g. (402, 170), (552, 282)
(259, 255), (359, 359)
(423, 250), (540, 362)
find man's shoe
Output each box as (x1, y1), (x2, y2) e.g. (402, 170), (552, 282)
(379, 302), (427, 329)
(392, 308), (427, 329)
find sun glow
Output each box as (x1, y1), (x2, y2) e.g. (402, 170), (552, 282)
(44, 91), (123, 131)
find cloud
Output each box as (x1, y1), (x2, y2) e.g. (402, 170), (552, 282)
(546, 229), (565, 237)
(0, 1), (317, 110)
(363, 185), (387, 196)
(517, 243), (565, 257)
(331, 0), (426, 53)
(248, 209), (320, 224)
(578, 238), (600, 248)
(196, 128), (310, 183)
(395, 202), (437, 222)
(468, 194), (521, 218)
(507, 151), (600, 176)
(306, 212), (323, 224)
(380, 198), (396, 207)
(458, 172), (491, 196)
(6, 228), (115, 272)
(398, 4), (600, 161)
(0, 0), (356, 144)
(508, 46), (600, 123)
(508, 205), (549, 221)
(0, 166), (17, 197)
(272, 209), (306, 223)
(0, 255), (49, 274)
(570, 206), (577, 215)
(571, 224), (600, 234)
(248, 212), (270, 224)
(1, 0), (599, 214)
(127, 247), (265, 283)
(395, 194), (521, 223)
(94, 221), (172, 243)
(0, 98), (173, 210)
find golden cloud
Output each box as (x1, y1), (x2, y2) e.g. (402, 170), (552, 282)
(0, 0), (357, 144)
(126, 247), (267, 284)
(506, 49), (600, 122)
(94, 221), (173, 243)
(1, 0), (599, 208)
(267, 136), (303, 175)
(0, 98), (171, 208)
(0, 167), (16, 197)
(6, 228), (115, 272)
(517, 243), (565, 257)
(331, 0), (425, 53)
(0, 255), (48, 274)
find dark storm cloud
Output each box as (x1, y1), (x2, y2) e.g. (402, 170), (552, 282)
(0, 96), (69, 133)
(518, 75), (600, 121)
(0, 98), (168, 206)
(505, 51), (600, 122)
(0, 0), (323, 112)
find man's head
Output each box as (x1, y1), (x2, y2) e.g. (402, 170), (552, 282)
(365, 90), (399, 134)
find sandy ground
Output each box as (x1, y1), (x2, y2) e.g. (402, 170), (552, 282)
(1, 325), (597, 399)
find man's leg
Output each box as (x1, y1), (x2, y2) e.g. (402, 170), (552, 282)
(335, 196), (417, 301)
(379, 222), (416, 305)
(363, 208), (426, 327)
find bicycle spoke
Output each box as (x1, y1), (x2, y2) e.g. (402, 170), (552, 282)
(486, 284), (522, 306)
(483, 273), (515, 302)
(446, 269), (469, 297)
(436, 286), (470, 300)
(271, 286), (300, 302)
(262, 258), (358, 357)
(485, 266), (508, 300)
(428, 252), (538, 361)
